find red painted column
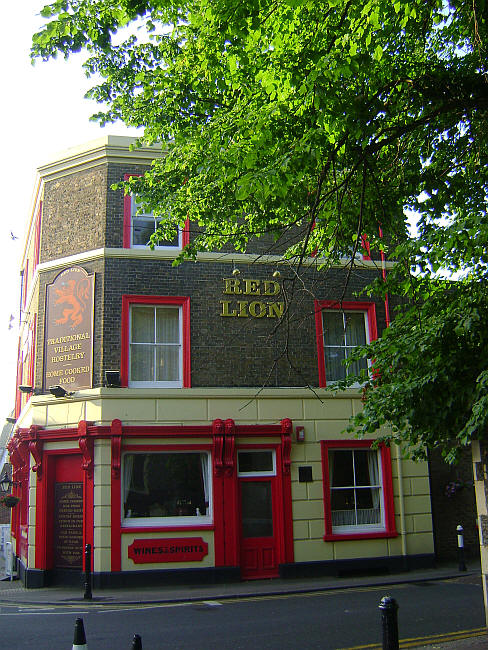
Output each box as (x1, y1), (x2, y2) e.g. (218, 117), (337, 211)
(281, 419), (294, 564)
(110, 419), (123, 572)
(212, 420), (226, 566)
(222, 420), (239, 567)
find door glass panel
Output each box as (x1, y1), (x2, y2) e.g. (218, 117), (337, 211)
(241, 481), (273, 538)
(238, 451), (274, 474)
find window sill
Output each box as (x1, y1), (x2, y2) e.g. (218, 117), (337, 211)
(323, 530), (398, 542)
(130, 245), (182, 251)
(128, 382), (183, 389)
(122, 524), (215, 534)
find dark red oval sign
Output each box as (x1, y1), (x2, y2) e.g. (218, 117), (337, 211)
(128, 538), (209, 564)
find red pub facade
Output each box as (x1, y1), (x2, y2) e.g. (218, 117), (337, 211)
(9, 136), (435, 588)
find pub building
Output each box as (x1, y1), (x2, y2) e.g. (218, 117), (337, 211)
(9, 136), (435, 588)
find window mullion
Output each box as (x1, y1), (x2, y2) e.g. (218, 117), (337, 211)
(152, 307), (157, 382)
(342, 312), (348, 348)
(352, 450), (358, 526)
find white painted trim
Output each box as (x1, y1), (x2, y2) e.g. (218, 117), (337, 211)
(18, 247), (392, 332)
(37, 136), (164, 182)
(26, 385), (364, 404)
(34, 247), (396, 274)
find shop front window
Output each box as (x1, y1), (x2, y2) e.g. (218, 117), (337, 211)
(122, 452), (211, 526)
(321, 440), (397, 541)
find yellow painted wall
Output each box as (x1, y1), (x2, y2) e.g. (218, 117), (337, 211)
(21, 388), (434, 571)
(93, 439), (112, 572)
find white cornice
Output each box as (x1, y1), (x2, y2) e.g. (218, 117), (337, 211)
(34, 247), (395, 274)
(37, 135), (164, 182)
(18, 247), (393, 332)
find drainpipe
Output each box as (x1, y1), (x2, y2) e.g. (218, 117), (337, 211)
(396, 450), (408, 568)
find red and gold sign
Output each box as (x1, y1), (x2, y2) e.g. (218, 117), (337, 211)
(44, 266), (94, 390)
(128, 538), (209, 564)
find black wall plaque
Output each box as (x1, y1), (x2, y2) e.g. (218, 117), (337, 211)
(298, 466), (313, 483)
(53, 482), (83, 569)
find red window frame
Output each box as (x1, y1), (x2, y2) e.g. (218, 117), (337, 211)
(122, 173), (190, 249)
(120, 294), (191, 388)
(320, 439), (397, 541)
(315, 300), (377, 387)
(360, 234), (371, 260)
(121, 443), (213, 531)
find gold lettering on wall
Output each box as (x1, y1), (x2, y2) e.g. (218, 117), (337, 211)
(220, 278), (284, 319)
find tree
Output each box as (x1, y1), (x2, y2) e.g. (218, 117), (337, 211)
(32, 0), (488, 594)
(32, 0), (488, 453)
(31, 0), (488, 435)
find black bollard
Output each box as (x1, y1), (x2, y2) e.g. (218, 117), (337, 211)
(457, 524), (467, 572)
(84, 543), (93, 600)
(72, 617), (88, 649)
(131, 634), (143, 649)
(379, 595), (399, 650)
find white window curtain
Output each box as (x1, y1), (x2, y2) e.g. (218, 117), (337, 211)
(200, 454), (209, 513)
(123, 455), (134, 515)
(355, 451), (381, 525)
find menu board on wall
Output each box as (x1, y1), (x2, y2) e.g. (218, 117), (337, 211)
(43, 266), (94, 391)
(53, 482), (84, 569)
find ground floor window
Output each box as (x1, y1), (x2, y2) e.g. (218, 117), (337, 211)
(321, 440), (397, 540)
(122, 451), (211, 526)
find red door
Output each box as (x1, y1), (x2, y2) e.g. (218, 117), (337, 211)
(49, 455), (84, 570)
(239, 476), (279, 579)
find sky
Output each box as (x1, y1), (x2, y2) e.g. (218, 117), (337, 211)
(0, 1), (138, 420)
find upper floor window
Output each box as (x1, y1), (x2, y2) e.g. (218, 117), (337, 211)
(130, 304), (182, 386)
(123, 174), (189, 250)
(315, 301), (377, 387)
(121, 295), (191, 388)
(130, 195), (182, 249)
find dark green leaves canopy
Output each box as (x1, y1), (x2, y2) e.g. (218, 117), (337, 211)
(32, 0), (488, 457)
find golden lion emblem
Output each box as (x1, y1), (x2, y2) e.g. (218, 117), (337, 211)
(54, 278), (90, 328)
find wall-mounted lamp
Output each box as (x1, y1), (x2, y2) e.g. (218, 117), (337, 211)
(0, 473), (18, 493)
(273, 270), (281, 278)
(232, 267), (240, 276)
(18, 385), (34, 394)
(5, 417), (16, 424)
(296, 426), (305, 443)
(105, 370), (121, 387)
(49, 385), (74, 399)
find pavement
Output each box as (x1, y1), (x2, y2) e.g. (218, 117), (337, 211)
(0, 551), (485, 649)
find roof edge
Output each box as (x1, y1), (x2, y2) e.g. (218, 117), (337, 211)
(37, 135), (164, 181)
